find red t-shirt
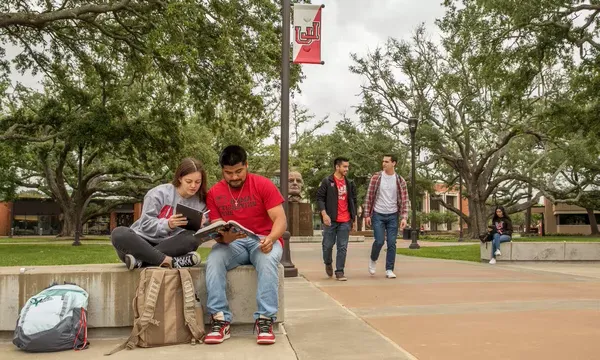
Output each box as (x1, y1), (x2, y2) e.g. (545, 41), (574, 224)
(334, 176), (350, 223)
(206, 173), (285, 246)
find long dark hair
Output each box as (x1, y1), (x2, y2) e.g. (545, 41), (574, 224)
(172, 157), (208, 202)
(492, 206), (511, 223)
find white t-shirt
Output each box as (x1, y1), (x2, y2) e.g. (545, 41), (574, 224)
(373, 172), (398, 214)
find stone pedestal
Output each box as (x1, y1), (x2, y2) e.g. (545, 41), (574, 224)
(288, 202), (313, 236)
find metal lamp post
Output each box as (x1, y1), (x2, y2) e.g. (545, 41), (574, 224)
(278, 0), (298, 277)
(458, 174), (464, 242)
(408, 117), (420, 250)
(73, 145), (83, 246)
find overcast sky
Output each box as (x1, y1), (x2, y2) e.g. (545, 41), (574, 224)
(295, 0), (446, 133)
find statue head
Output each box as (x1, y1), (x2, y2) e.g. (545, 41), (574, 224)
(288, 171), (304, 201)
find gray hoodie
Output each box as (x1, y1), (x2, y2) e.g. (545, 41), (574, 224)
(130, 183), (206, 243)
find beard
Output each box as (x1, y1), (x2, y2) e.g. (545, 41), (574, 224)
(227, 179), (245, 188)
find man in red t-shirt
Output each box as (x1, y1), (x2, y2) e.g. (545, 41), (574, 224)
(316, 157), (358, 281)
(203, 145), (286, 346)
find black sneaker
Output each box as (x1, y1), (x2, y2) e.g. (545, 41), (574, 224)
(124, 254), (142, 270)
(325, 264), (333, 277)
(172, 251), (201, 268)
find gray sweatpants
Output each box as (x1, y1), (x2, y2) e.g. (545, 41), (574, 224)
(111, 226), (200, 266)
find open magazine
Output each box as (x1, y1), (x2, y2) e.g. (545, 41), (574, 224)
(193, 220), (260, 243)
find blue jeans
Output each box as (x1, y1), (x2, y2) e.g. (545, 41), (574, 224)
(322, 221), (351, 274)
(492, 233), (511, 258)
(370, 212), (399, 271)
(205, 237), (283, 323)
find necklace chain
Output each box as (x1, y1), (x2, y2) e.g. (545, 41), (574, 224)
(228, 182), (245, 207)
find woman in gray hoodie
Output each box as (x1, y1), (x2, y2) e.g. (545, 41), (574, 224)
(111, 157), (208, 269)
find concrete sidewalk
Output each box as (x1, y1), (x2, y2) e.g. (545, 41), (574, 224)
(291, 241), (600, 360)
(284, 276), (416, 360)
(1, 272), (416, 360)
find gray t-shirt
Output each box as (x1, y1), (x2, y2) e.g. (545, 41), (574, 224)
(130, 183), (206, 243)
(373, 172), (398, 215)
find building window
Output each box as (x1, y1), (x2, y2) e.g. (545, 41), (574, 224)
(84, 216), (111, 235)
(116, 213), (134, 228)
(13, 214), (60, 235)
(558, 214), (590, 225)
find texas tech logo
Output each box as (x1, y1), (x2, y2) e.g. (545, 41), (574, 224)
(294, 21), (321, 46)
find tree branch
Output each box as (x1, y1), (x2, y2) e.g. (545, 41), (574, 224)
(430, 194), (470, 225)
(0, 0), (134, 29)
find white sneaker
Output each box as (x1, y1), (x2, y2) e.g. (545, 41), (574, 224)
(494, 249), (501, 256)
(386, 270), (397, 278)
(369, 259), (376, 275)
(489, 258), (496, 264)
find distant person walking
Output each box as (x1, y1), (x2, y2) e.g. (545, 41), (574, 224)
(316, 157), (358, 281)
(363, 155), (409, 278)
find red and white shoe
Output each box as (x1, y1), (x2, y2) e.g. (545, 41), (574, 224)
(204, 314), (231, 344)
(254, 316), (276, 345)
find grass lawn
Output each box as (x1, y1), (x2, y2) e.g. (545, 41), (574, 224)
(0, 236), (111, 243)
(418, 235), (477, 242)
(397, 244), (481, 262)
(0, 244), (212, 267)
(418, 234), (600, 242)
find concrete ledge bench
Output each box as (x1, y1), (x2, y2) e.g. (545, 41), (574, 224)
(290, 235), (364, 243)
(0, 263), (284, 332)
(480, 241), (600, 261)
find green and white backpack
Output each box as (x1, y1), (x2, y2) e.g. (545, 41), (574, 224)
(13, 283), (90, 352)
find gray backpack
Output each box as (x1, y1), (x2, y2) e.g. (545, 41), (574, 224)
(13, 283), (90, 352)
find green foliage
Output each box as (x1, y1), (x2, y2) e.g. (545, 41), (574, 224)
(348, 2), (577, 237)
(0, 0), (299, 235)
(0, 143), (18, 201)
(510, 212), (525, 228)
(427, 211), (447, 226)
(443, 211), (458, 225)
(0, 0), (301, 126)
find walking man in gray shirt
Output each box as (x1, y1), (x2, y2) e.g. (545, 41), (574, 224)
(362, 155), (409, 278)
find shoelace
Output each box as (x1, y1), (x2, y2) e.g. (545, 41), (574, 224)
(255, 318), (272, 334)
(173, 254), (194, 268)
(211, 320), (228, 333)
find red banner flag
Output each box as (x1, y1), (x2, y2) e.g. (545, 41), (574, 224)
(293, 4), (324, 65)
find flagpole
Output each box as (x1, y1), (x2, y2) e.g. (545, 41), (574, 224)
(279, 0), (298, 278)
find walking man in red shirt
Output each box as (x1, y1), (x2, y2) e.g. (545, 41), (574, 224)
(203, 145), (287, 345)
(316, 157), (358, 281)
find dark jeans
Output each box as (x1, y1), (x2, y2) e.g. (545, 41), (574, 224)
(322, 221), (351, 274)
(370, 212), (399, 271)
(491, 233), (511, 259)
(110, 226), (200, 266)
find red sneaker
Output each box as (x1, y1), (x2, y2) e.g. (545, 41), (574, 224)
(254, 317), (276, 345)
(204, 316), (231, 344)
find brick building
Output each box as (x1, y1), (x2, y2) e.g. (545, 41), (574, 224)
(0, 194), (141, 236)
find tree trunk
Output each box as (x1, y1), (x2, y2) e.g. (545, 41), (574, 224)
(60, 210), (76, 237)
(467, 196), (489, 239)
(58, 203), (84, 237)
(587, 208), (599, 235)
